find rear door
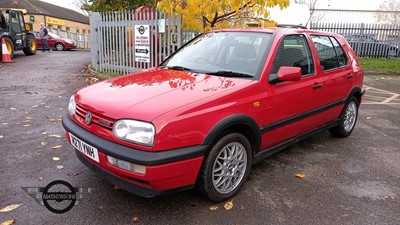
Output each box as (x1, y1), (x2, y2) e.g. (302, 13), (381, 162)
(309, 35), (353, 120)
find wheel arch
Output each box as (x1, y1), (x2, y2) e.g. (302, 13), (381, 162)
(347, 86), (364, 107)
(202, 114), (261, 155)
(0, 36), (15, 57)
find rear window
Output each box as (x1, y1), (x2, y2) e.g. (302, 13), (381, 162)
(311, 35), (348, 71)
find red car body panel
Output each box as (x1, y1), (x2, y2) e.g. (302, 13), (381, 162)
(65, 131), (204, 190)
(34, 32), (77, 50)
(62, 28), (364, 198)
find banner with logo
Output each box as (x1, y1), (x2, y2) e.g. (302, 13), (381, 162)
(134, 25), (150, 63)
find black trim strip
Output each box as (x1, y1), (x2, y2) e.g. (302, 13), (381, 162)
(76, 151), (194, 198)
(253, 119), (340, 164)
(62, 115), (207, 166)
(260, 99), (346, 134)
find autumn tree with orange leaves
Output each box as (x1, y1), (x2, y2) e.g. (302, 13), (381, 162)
(157, 0), (290, 31)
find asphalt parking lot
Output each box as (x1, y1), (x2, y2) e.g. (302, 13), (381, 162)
(0, 51), (399, 225)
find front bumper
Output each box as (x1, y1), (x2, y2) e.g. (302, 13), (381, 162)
(62, 115), (206, 197)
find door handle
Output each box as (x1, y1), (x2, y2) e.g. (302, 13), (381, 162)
(347, 74), (354, 79)
(313, 83), (323, 89)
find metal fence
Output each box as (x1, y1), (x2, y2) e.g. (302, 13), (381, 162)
(311, 22), (400, 58)
(48, 28), (91, 49)
(90, 9), (182, 74)
(312, 9), (400, 24)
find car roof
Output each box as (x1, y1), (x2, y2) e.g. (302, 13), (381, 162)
(0, 8), (27, 14)
(207, 27), (340, 37)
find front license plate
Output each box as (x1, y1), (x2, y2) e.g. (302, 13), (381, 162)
(69, 133), (99, 163)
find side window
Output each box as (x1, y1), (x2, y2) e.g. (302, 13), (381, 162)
(18, 13), (25, 31)
(11, 12), (22, 33)
(311, 35), (348, 71)
(0, 12), (8, 30)
(270, 35), (315, 76)
(330, 37), (348, 67)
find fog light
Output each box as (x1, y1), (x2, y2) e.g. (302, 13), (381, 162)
(131, 164), (146, 175)
(107, 155), (117, 165)
(117, 160), (131, 171)
(106, 155), (146, 175)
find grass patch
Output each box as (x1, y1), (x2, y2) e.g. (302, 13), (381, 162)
(102, 72), (121, 78)
(359, 57), (400, 73)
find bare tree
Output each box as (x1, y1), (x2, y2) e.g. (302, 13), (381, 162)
(294, 0), (324, 26)
(73, 0), (90, 15)
(375, 0), (400, 24)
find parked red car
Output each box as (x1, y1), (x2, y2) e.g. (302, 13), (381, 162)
(62, 28), (365, 202)
(32, 31), (77, 51)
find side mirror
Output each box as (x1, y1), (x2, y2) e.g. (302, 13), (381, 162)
(269, 66), (302, 84)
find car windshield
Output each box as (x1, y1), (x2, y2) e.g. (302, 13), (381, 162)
(160, 31), (272, 78)
(49, 32), (61, 38)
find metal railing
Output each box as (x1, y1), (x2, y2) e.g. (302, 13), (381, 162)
(48, 28), (91, 49)
(311, 22), (400, 58)
(89, 9), (183, 74)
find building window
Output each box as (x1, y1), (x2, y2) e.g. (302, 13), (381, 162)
(48, 24), (53, 28)
(76, 28), (80, 33)
(82, 29), (86, 34)
(57, 25), (62, 30)
(66, 27), (70, 32)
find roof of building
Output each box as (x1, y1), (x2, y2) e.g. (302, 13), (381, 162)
(0, 0), (89, 24)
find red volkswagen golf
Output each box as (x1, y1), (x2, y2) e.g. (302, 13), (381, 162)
(63, 28), (364, 202)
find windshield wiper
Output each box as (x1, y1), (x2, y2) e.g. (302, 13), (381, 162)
(161, 65), (193, 71)
(207, 70), (253, 78)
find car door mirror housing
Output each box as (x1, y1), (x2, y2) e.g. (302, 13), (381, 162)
(269, 66), (302, 84)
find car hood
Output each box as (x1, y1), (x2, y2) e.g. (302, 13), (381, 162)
(65, 38), (76, 43)
(76, 68), (253, 121)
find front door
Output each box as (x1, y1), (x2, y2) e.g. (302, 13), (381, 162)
(10, 11), (26, 50)
(259, 34), (324, 150)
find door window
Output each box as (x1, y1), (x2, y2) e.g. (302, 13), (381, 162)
(311, 35), (348, 71)
(18, 12), (25, 31)
(11, 12), (22, 33)
(270, 35), (315, 76)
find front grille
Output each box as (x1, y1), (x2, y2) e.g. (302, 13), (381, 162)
(76, 104), (115, 130)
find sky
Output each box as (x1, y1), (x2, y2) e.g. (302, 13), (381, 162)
(41, 0), (386, 13)
(317, 0), (384, 10)
(40, 0), (83, 13)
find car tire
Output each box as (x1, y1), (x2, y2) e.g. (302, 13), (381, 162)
(197, 132), (252, 202)
(55, 43), (64, 51)
(23, 34), (37, 56)
(329, 96), (359, 137)
(0, 36), (14, 60)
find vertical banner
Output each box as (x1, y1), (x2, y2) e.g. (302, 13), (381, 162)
(134, 25), (151, 63)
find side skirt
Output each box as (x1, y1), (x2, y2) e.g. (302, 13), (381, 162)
(252, 119), (340, 165)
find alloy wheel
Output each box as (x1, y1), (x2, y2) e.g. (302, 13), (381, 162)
(212, 142), (247, 194)
(343, 101), (357, 132)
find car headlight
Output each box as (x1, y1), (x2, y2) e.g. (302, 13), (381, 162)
(113, 120), (155, 146)
(68, 95), (76, 115)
